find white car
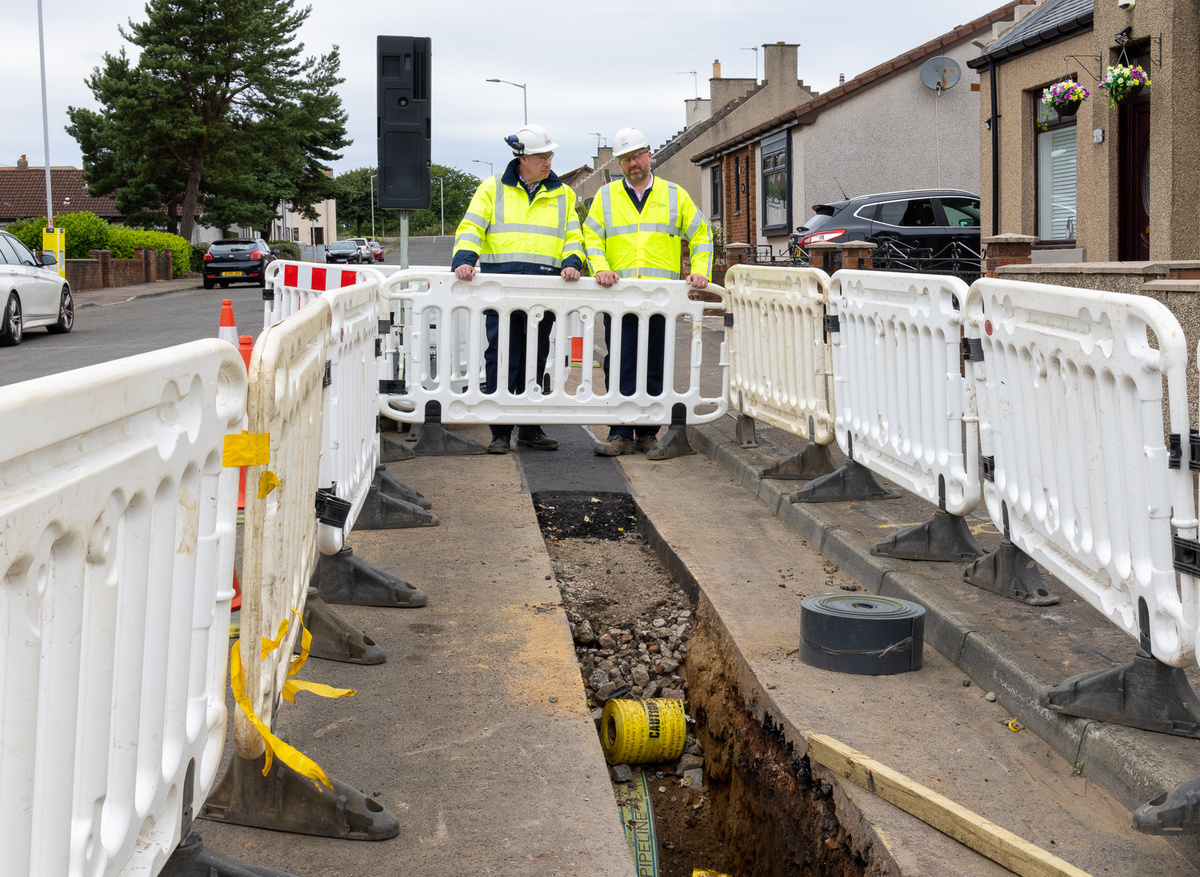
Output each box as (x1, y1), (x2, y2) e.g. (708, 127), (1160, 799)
(351, 237), (373, 263)
(0, 230), (73, 346)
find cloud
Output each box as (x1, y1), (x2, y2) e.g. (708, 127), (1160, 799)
(5, 0), (1006, 184)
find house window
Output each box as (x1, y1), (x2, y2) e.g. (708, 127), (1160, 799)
(292, 227), (299, 242)
(1036, 123), (1077, 241)
(711, 165), (722, 218)
(734, 160), (741, 215)
(760, 131), (790, 233)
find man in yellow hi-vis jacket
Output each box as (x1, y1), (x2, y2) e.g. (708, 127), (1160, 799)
(452, 123), (585, 454)
(583, 127), (712, 459)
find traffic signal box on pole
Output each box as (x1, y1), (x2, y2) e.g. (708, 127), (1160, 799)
(377, 36), (432, 211)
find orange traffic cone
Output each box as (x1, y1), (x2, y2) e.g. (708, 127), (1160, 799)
(218, 299), (237, 345)
(231, 567), (241, 611)
(235, 334), (253, 513)
(238, 334), (254, 371)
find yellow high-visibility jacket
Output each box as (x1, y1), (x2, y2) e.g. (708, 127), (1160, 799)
(452, 161), (585, 276)
(583, 176), (712, 281)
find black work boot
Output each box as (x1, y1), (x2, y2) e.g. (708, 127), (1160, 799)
(517, 427), (558, 450)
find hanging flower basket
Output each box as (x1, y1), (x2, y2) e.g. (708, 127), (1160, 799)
(1038, 80), (1088, 129)
(1099, 64), (1150, 107)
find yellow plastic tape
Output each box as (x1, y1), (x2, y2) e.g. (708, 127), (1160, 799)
(601, 698), (687, 765)
(223, 431), (270, 467)
(229, 611), (355, 790)
(229, 642), (333, 790)
(258, 471), (281, 498)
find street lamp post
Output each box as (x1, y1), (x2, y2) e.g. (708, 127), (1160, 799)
(472, 159), (494, 177)
(368, 171), (377, 241)
(486, 78), (527, 124)
(433, 176), (444, 236)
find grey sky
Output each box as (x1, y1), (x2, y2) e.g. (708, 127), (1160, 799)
(7, 0), (1008, 180)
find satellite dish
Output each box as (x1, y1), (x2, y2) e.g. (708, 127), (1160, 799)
(920, 56), (962, 92)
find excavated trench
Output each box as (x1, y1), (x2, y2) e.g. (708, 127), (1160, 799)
(533, 491), (869, 877)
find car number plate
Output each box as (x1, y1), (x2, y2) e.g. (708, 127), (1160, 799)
(221, 271), (243, 277)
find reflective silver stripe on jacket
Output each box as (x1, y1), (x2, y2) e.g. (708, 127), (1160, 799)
(600, 182), (681, 237)
(479, 252), (561, 267)
(614, 266), (680, 280)
(493, 175), (569, 239)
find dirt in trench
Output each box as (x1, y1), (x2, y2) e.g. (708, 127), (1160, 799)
(533, 492), (867, 877)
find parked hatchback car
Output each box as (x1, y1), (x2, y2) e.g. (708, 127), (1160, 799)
(793, 189), (981, 279)
(0, 230), (73, 346)
(326, 240), (363, 264)
(367, 240), (383, 261)
(203, 238), (278, 289)
(351, 237), (373, 263)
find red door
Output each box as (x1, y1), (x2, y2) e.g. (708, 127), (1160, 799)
(1119, 93), (1150, 261)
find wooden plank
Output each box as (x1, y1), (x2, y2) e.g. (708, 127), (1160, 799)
(806, 733), (1091, 877)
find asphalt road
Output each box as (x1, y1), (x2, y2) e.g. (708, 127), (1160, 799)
(0, 284), (266, 387)
(0, 233), (456, 388)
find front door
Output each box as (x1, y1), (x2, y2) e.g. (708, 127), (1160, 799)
(1118, 92), (1150, 261)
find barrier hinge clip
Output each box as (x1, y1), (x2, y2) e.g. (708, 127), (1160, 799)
(1173, 536), (1200, 576)
(379, 379), (405, 394)
(823, 314), (839, 334)
(378, 317), (393, 333)
(315, 487), (352, 528)
(1188, 430), (1200, 472)
(322, 360), (333, 388)
(962, 338), (984, 363)
(980, 455), (995, 482)
(724, 313), (734, 327)
(375, 338), (383, 357)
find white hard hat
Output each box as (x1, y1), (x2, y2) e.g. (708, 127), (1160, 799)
(505, 123), (559, 155)
(612, 127), (650, 158)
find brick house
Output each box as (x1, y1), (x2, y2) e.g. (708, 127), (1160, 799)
(0, 156), (122, 226)
(691, 2), (1031, 270)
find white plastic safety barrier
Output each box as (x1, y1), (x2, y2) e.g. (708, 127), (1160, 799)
(264, 260), (382, 328)
(316, 280), (383, 556)
(965, 278), (1198, 666)
(0, 340), (246, 876)
(830, 270), (981, 515)
(236, 297), (332, 756)
(724, 264), (835, 444)
(379, 270), (729, 426)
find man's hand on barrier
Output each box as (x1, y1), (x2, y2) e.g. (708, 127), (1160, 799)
(454, 265), (476, 281)
(686, 274), (709, 289)
(561, 267), (581, 282)
(595, 270), (619, 288)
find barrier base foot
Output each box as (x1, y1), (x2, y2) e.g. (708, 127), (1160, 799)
(761, 443), (837, 481)
(199, 752), (400, 840)
(1040, 649), (1200, 738)
(962, 539), (1058, 605)
(789, 461), (898, 503)
(380, 431), (414, 462)
(646, 424), (695, 461)
(411, 422), (486, 456)
(159, 831), (299, 877)
(314, 546), (428, 608)
(372, 465), (432, 509)
(735, 413), (758, 448)
(1135, 774), (1200, 834)
(353, 468), (438, 530)
(871, 510), (986, 562)
(303, 590), (387, 664)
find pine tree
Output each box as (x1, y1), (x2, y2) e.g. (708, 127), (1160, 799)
(67, 0), (348, 242)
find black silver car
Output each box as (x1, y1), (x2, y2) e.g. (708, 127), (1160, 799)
(202, 238), (278, 289)
(326, 240), (363, 264)
(793, 189), (981, 280)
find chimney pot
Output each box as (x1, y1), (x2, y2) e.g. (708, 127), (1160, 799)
(17, 154), (28, 169)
